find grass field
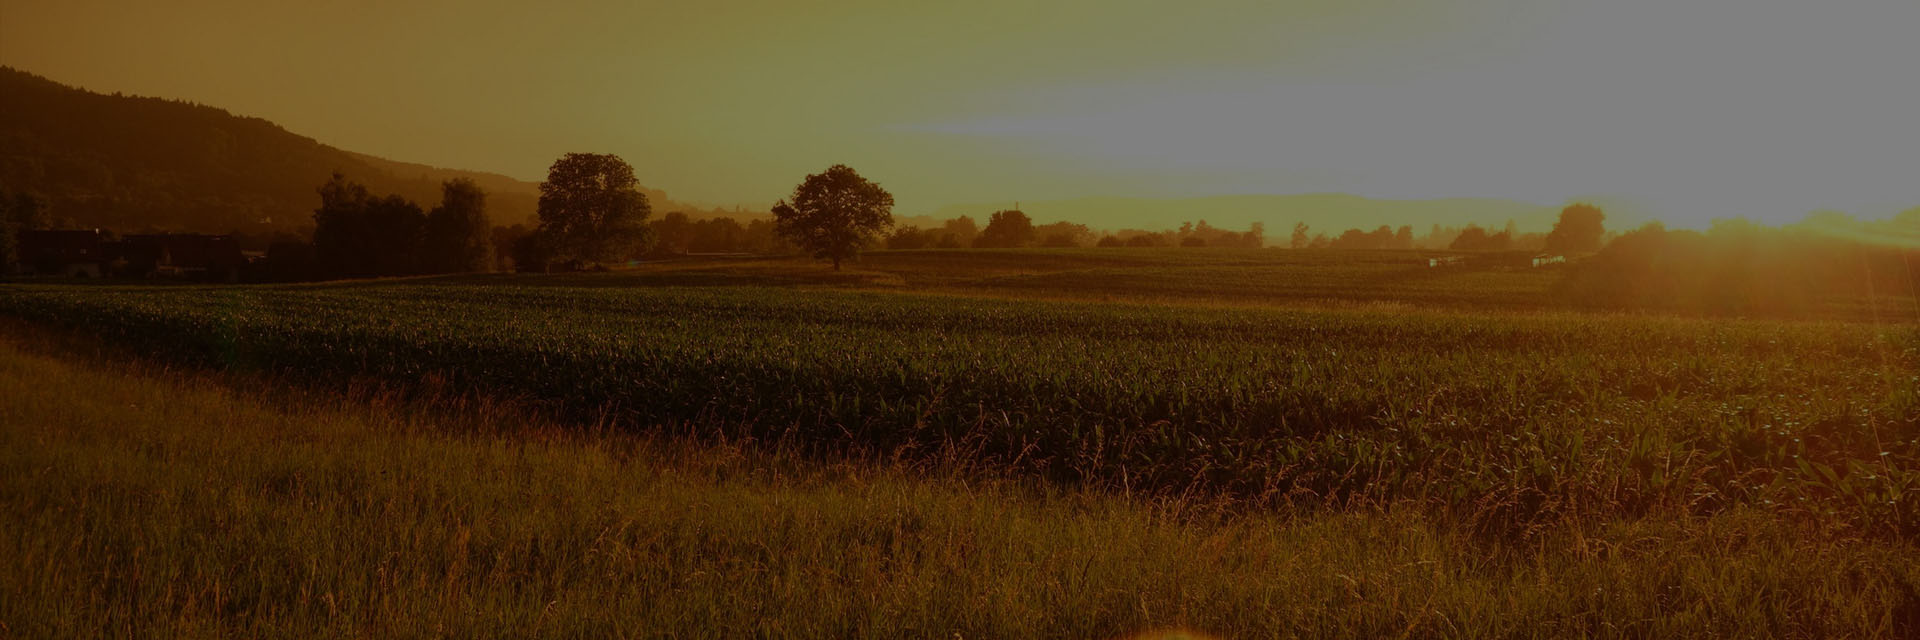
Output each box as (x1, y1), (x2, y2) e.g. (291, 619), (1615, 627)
(525, 248), (1568, 310)
(3, 248), (1919, 636)
(4, 329), (1919, 638)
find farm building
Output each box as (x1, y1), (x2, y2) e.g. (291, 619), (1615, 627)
(119, 233), (245, 281)
(1531, 254), (1567, 267)
(14, 229), (110, 277)
(8, 231), (246, 281)
(1428, 256), (1466, 267)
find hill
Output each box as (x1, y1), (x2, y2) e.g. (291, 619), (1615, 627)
(0, 67), (724, 236)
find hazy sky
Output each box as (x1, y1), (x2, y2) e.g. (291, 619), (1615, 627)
(6, 0), (1919, 225)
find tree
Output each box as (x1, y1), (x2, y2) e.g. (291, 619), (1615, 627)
(537, 153), (653, 266)
(688, 217), (747, 253)
(941, 216), (979, 247)
(0, 191), (14, 275)
(974, 210), (1034, 248)
(1034, 221), (1093, 248)
(0, 188), (50, 274)
(886, 225), (930, 250)
(421, 178), (493, 273)
(1291, 222), (1310, 249)
(1545, 203), (1606, 255)
(491, 223), (532, 271)
(651, 211), (694, 255)
(312, 173), (427, 278)
(1449, 224), (1512, 251)
(771, 164), (895, 270)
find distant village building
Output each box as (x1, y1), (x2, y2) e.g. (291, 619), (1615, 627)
(15, 229), (110, 277)
(120, 234), (245, 281)
(1531, 254), (1567, 267)
(9, 230), (245, 281)
(1428, 256), (1466, 268)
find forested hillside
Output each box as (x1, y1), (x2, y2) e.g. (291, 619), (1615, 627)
(0, 68), (731, 236)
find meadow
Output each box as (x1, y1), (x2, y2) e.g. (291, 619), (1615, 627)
(3, 248), (1919, 636)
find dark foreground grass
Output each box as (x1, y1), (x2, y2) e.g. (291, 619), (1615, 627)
(4, 333), (1920, 638)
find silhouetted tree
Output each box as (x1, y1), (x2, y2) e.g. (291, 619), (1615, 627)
(421, 178), (492, 273)
(1394, 225), (1414, 249)
(651, 211), (694, 255)
(942, 216), (979, 247)
(536, 153), (653, 266)
(975, 210), (1034, 248)
(1545, 203), (1607, 255)
(1097, 235), (1124, 248)
(312, 173), (427, 278)
(1449, 224), (1511, 251)
(742, 218), (792, 254)
(1034, 221), (1094, 248)
(0, 187), (48, 274)
(886, 225), (930, 250)
(1291, 222), (1311, 249)
(687, 217), (747, 253)
(491, 224), (532, 271)
(771, 164), (894, 270)
(511, 232), (556, 273)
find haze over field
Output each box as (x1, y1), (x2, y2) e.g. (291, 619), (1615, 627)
(8, 2), (1920, 636)
(9, 0), (1920, 227)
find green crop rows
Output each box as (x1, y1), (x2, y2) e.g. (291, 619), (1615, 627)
(3, 281), (1916, 539)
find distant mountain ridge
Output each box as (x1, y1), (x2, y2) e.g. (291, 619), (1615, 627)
(0, 67), (715, 236)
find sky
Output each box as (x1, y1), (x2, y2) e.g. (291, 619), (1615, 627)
(5, 0), (1920, 226)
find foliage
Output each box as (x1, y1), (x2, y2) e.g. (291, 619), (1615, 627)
(0, 187), (49, 274)
(0, 67), (541, 234)
(311, 173), (426, 278)
(941, 216), (979, 247)
(536, 153), (654, 266)
(649, 211), (695, 255)
(1545, 203), (1607, 254)
(1449, 224), (1512, 251)
(312, 174), (497, 278)
(1327, 225), (1416, 250)
(421, 178), (493, 273)
(885, 224), (930, 250)
(974, 210), (1034, 248)
(771, 165), (894, 270)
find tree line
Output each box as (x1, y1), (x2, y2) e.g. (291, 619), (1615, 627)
(1285, 204), (1608, 254)
(305, 174), (493, 279)
(16, 145), (1920, 320)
